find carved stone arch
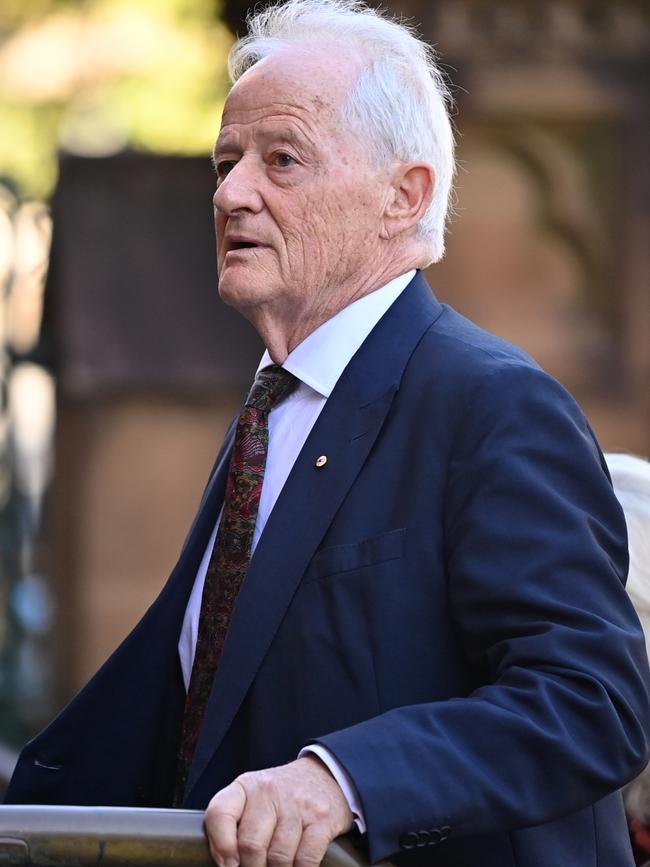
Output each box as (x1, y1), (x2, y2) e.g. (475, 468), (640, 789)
(430, 123), (618, 393)
(488, 125), (613, 326)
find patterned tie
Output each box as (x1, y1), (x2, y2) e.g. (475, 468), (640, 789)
(174, 364), (297, 804)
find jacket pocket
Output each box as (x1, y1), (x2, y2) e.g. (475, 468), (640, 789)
(306, 527), (406, 582)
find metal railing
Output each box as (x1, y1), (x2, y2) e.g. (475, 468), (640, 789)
(0, 806), (383, 867)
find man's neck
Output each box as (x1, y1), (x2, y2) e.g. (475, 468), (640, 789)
(249, 257), (421, 363)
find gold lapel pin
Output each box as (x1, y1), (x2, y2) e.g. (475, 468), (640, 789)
(315, 455), (328, 468)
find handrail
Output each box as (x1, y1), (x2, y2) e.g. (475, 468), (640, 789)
(0, 805), (383, 867)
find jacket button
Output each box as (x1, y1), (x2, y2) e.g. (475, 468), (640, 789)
(416, 830), (431, 847)
(428, 828), (442, 845)
(440, 826), (452, 841)
(399, 832), (419, 850)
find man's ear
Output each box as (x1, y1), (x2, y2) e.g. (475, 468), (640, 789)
(380, 162), (435, 240)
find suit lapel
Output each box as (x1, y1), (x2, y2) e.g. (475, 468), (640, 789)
(186, 272), (443, 797)
(177, 418), (237, 559)
(155, 419), (237, 620)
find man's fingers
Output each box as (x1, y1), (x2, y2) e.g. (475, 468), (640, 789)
(236, 786), (279, 867)
(267, 815), (303, 867)
(205, 780), (247, 867)
(204, 759), (349, 867)
(294, 825), (332, 867)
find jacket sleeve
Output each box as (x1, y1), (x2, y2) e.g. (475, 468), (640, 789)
(315, 363), (650, 862)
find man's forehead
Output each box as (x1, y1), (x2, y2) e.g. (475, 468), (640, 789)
(225, 48), (359, 118)
(214, 111), (318, 152)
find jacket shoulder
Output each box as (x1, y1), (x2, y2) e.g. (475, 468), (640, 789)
(423, 303), (541, 378)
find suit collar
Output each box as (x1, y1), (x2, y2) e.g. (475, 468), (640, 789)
(343, 270), (442, 405)
(256, 269), (416, 399)
(185, 271), (442, 799)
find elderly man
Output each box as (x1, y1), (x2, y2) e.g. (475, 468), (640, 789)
(6, 1), (650, 866)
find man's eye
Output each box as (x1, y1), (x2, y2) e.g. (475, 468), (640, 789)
(216, 160), (236, 178)
(274, 152), (296, 167)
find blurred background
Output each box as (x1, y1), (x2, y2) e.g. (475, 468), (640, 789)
(0, 0), (648, 783)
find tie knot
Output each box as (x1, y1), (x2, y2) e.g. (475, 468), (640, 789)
(245, 365), (297, 413)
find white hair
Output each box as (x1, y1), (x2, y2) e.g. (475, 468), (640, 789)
(228, 0), (455, 264)
(605, 452), (650, 821)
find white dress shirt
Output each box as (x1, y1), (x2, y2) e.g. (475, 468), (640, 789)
(178, 269), (415, 830)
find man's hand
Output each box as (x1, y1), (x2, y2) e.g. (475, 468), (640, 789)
(204, 754), (354, 867)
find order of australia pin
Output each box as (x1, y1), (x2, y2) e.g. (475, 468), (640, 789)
(315, 455), (328, 468)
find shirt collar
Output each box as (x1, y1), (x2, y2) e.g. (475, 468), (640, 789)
(256, 270), (415, 398)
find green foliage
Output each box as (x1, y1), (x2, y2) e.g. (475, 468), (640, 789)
(0, 0), (232, 198)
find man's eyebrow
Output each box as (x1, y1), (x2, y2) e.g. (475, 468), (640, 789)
(262, 124), (313, 149)
(213, 122), (314, 157)
(212, 136), (237, 163)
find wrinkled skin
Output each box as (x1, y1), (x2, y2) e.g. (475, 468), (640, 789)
(213, 47), (432, 361)
(205, 754), (352, 867)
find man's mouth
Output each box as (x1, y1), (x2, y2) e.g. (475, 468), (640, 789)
(225, 236), (265, 254)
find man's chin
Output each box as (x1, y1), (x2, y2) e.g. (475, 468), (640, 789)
(217, 273), (271, 312)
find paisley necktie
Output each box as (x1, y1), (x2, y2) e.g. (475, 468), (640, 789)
(174, 364), (297, 803)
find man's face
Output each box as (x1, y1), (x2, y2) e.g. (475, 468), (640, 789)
(212, 50), (388, 328)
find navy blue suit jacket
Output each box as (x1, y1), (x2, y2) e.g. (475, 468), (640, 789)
(7, 273), (650, 867)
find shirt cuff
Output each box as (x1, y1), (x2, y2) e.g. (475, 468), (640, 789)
(298, 744), (367, 834)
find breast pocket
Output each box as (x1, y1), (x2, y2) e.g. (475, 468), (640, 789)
(306, 527), (406, 582)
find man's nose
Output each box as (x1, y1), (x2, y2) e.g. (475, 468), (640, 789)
(213, 159), (263, 216)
